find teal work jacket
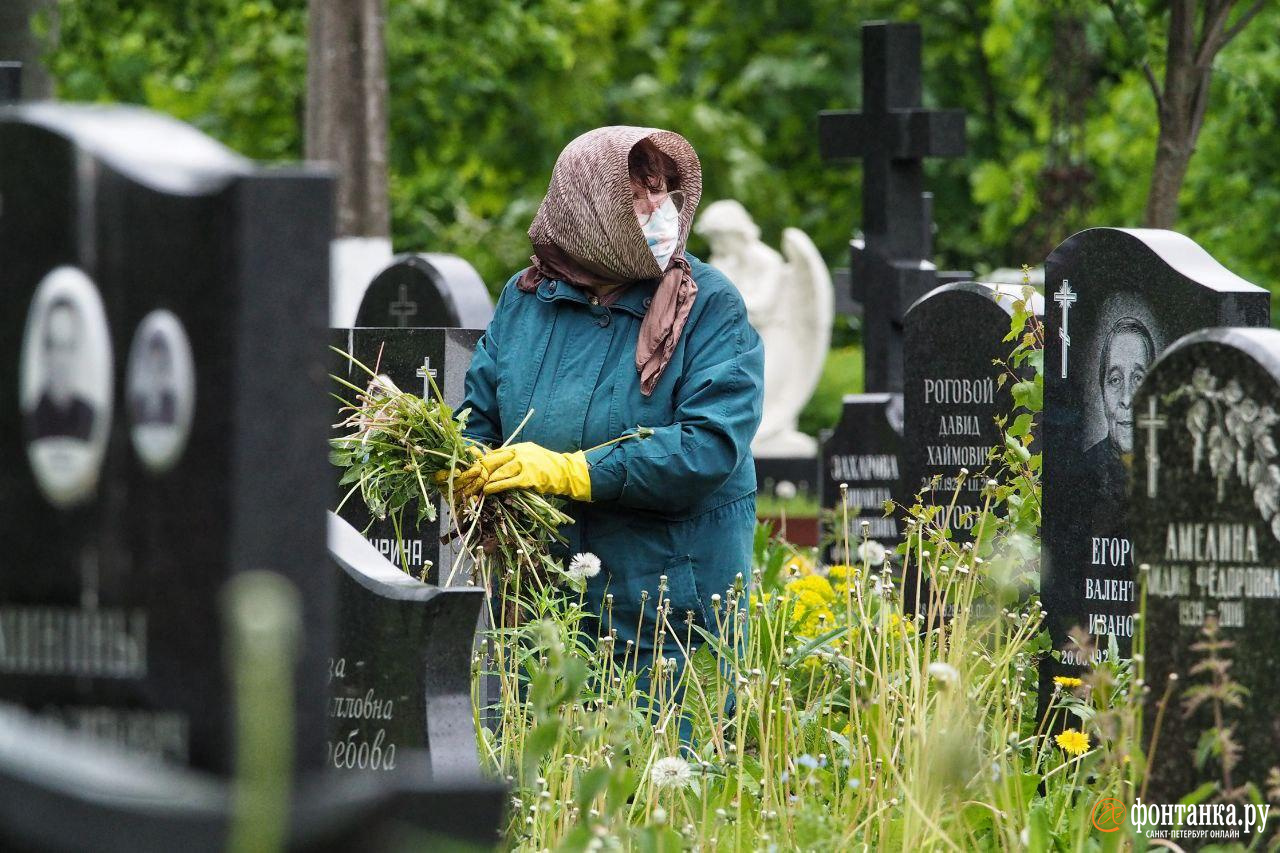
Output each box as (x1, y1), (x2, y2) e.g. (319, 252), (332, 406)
(461, 256), (764, 665)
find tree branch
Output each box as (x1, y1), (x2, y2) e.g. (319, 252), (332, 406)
(1102, 0), (1164, 109)
(1217, 0), (1270, 52)
(1195, 0), (1237, 67)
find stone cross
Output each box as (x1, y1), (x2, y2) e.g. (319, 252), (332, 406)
(0, 63), (20, 104)
(388, 283), (418, 327)
(1137, 396), (1167, 498)
(416, 355), (437, 397)
(819, 22), (967, 393)
(1054, 280), (1077, 379)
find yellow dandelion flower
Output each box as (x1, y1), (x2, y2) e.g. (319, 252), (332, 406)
(786, 574), (835, 602)
(783, 554), (815, 577)
(1053, 676), (1083, 688)
(826, 564), (860, 597)
(1055, 729), (1090, 756)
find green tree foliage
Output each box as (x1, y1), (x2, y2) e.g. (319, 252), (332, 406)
(41, 0), (1280, 298)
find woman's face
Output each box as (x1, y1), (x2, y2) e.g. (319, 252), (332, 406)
(1102, 328), (1150, 453)
(631, 177), (669, 220)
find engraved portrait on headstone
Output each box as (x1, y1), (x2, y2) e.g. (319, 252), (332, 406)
(127, 309), (196, 473)
(18, 266), (113, 508)
(1079, 301), (1161, 536)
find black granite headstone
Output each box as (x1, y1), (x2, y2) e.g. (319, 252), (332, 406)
(0, 102), (505, 850)
(1132, 328), (1280, 810)
(0, 103), (334, 775)
(355, 253), (493, 330)
(332, 326), (482, 584)
(904, 282), (1043, 529)
(326, 512), (485, 780)
(1041, 228), (1269, 685)
(819, 393), (905, 565)
(902, 282), (1043, 613)
(819, 21), (969, 394)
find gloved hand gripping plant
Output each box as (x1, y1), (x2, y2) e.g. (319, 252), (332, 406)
(329, 347), (648, 597)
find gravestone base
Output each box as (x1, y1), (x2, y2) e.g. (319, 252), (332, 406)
(755, 456), (820, 499)
(0, 705), (505, 852)
(819, 393), (905, 566)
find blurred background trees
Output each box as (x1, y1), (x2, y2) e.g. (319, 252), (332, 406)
(32, 0), (1280, 430)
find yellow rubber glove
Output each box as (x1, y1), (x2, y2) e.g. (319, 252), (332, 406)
(477, 442), (592, 501)
(432, 442), (487, 499)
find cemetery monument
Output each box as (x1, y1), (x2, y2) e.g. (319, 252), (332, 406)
(1041, 228), (1269, 692)
(696, 199), (833, 461)
(817, 20), (969, 556)
(1131, 327), (1280, 811)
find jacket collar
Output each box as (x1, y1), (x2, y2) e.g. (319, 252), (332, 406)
(533, 253), (702, 319)
(536, 276), (658, 319)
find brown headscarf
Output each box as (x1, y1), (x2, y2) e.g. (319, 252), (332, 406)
(517, 126), (702, 395)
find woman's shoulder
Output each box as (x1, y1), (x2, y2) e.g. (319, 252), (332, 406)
(688, 255), (747, 312)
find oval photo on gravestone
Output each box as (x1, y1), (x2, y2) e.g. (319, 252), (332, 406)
(1131, 327), (1280, 806)
(18, 266), (114, 509)
(127, 309), (196, 474)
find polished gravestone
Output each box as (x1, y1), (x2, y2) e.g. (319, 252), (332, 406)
(327, 513), (486, 780)
(1132, 328), (1280, 811)
(0, 103), (503, 849)
(0, 102), (333, 774)
(1041, 228), (1269, 688)
(902, 282), (1043, 613)
(819, 394), (905, 565)
(332, 326), (482, 585)
(819, 21), (969, 393)
(355, 253), (493, 330)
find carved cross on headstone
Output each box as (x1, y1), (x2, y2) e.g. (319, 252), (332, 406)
(416, 356), (437, 398)
(1137, 396), (1168, 499)
(819, 22), (967, 393)
(1054, 280), (1077, 379)
(388, 284), (418, 328)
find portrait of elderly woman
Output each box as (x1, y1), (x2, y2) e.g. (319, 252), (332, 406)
(1083, 316), (1155, 527)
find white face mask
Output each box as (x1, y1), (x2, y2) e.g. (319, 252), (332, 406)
(638, 197), (681, 271)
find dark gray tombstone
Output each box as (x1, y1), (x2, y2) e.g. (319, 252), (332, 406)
(327, 513), (486, 779)
(1132, 327), (1280, 810)
(820, 21), (969, 393)
(1041, 228), (1269, 691)
(332, 326), (483, 584)
(0, 102), (504, 849)
(0, 102), (334, 774)
(0, 62), (19, 104)
(355, 253), (494, 330)
(903, 282), (1043, 529)
(902, 282), (1043, 614)
(819, 393), (905, 565)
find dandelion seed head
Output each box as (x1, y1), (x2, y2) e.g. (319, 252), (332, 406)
(650, 756), (693, 790)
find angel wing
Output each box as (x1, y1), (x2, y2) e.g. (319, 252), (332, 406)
(776, 227), (833, 424)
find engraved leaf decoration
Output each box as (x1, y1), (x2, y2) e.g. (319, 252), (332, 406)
(1208, 424), (1233, 501)
(1191, 367), (1216, 393)
(1207, 424), (1231, 479)
(1249, 460), (1264, 489)
(1254, 465), (1280, 523)
(1272, 512), (1280, 544)
(1187, 399), (1211, 474)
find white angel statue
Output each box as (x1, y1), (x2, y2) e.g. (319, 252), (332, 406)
(695, 200), (833, 458)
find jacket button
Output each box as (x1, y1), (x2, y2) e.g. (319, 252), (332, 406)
(588, 295), (600, 306)
(549, 282), (558, 293)
(597, 313), (611, 328)
(643, 296), (653, 308)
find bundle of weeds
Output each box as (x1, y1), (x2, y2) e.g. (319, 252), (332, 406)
(329, 347), (573, 594)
